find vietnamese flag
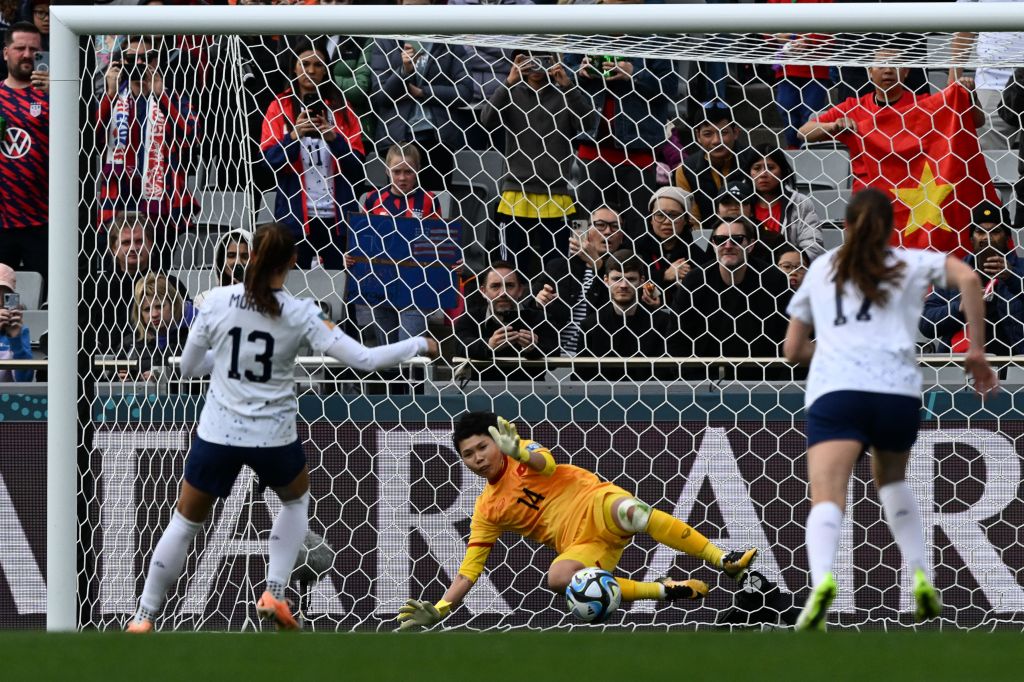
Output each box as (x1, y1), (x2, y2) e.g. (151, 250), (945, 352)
(819, 82), (999, 257)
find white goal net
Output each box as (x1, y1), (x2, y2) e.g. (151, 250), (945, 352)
(8, 4), (1023, 632)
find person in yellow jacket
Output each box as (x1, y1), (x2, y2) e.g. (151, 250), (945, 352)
(397, 411), (758, 629)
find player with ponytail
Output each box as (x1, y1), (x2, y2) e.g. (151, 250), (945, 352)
(783, 189), (999, 631)
(127, 223), (438, 632)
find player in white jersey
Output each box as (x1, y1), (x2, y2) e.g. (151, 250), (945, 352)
(783, 189), (999, 631)
(127, 223), (438, 632)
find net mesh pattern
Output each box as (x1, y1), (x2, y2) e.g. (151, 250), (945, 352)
(47, 21), (1024, 631)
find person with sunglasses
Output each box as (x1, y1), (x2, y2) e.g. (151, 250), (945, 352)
(669, 217), (792, 379)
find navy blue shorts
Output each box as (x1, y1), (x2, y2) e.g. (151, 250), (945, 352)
(184, 436), (306, 498)
(806, 390), (921, 451)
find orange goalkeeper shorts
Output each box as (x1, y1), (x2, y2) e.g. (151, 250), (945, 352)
(553, 488), (633, 571)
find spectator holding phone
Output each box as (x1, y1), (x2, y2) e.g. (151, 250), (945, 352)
(920, 201), (1024, 355)
(454, 261), (559, 381)
(0, 264), (33, 382)
(261, 38), (365, 269)
(98, 34), (199, 266)
(561, 49), (677, 236)
(368, 29), (476, 191)
(0, 21), (48, 282)
(481, 50), (590, 285)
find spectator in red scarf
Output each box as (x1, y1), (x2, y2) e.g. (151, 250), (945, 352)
(97, 34), (198, 266)
(743, 144), (825, 262)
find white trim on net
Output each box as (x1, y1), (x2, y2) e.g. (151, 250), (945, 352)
(48, 3), (1024, 37)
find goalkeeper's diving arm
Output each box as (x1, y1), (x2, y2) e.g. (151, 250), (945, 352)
(395, 546), (486, 631)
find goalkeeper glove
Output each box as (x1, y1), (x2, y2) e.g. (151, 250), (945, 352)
(488, 417), (529, 463)
(396, 599), (451, 631)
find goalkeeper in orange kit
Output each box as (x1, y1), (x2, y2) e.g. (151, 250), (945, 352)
(397, 411), (758, 629)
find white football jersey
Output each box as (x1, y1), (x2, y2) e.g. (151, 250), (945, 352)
(787, 248), (948, 409)
(186, 284), (347, 447)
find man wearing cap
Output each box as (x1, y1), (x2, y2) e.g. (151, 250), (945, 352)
(0, 264), (33, 382)
(920, 201), (1024, 356)
(716, 178), (754, 222)
(673, 101), (750, 228)
(634, 186), (711, 290)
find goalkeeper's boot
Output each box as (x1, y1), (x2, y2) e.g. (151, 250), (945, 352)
(657, 577), (709, 601)
(256, 590), (300, 631)
(913, 569), (942, 623)
(125, 617), (153, 634)
(721, 548), (758, 581)
(795, 572), (837, 632)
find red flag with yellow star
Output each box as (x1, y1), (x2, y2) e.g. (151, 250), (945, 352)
(831, 82), (999, 257)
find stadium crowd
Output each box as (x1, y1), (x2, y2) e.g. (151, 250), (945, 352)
(1, 0), (1024, 385)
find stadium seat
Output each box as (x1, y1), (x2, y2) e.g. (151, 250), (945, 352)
(364, 156), (390, 188)
(452, 149), (505, 199)
(14, 271), (43, 309)
(984, 150), (1019, 195)
(786, 149), (853, 191)
(807, 188), (851, 227)
(21, 310), (46, 346)
(196, 190), (252, 230)
(257, 191), (276, 224)
(172, 231), (221, 270)
(170, 268), (218, 301)
(821, 228), (845, 251)
(285, 269), (347, 323)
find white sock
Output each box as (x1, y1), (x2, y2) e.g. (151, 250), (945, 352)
(266, 491), (309, 599)
(806, 502), (843, 587)
(878, 481), (927, 574)
(139, 510), (203, 616)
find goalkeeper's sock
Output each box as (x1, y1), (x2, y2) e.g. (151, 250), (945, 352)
(806, 501), (843, 587)
(878, 481), (927, 573)
(266, 491), (309, 599)
(139, 510), (203, 615)
(616, 578), (665, 601)
(645, 509), (724, 566)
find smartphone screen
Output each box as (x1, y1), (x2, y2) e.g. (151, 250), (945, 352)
(302, 93), (326, 118)
(976, 247), (999, 270)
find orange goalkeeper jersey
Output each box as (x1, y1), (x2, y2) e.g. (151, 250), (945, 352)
(456, 440), (626, 582)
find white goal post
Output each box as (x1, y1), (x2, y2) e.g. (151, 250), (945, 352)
(46, 2), (1024, 632)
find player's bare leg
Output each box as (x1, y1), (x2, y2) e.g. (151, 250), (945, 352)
(127, 482), (217, 633)
(607, 495), (756, 581)
(872, 448), (941, 622)
(256, 466), (310, 631)
(796, 440), (860, 631)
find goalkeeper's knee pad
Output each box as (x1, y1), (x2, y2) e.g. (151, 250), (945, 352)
(614, 497), (653, 534)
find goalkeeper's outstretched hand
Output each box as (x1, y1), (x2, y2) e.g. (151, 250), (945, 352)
(488, 417), (526, 462)
(396, 599), (448, 631)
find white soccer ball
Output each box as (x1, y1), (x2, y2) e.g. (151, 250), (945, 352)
(565, 567), (622, 624)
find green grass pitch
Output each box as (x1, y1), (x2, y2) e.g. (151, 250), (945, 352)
(1, 630), (1019, 682)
